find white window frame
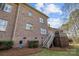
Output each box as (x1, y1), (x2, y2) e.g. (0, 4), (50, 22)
(0, 19), (8, 31)
(40, 28), (47, 35)
(40, 18), (44, 23)
(26, 23), (33, 30)
(0, 3), (12, 13)
(3, 4), (12, 13)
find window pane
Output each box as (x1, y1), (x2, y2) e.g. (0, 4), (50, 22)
(0, 20), (6, 26)
(3, 4), (12, 13)
(28, 12), (32, 16)
(26, 24), (32, 30)
(40, 18), (44, 23)
(40, 28), (47, 34)
(0, 19), (8, 31)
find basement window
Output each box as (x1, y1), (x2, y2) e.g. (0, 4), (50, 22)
(35, 37), (37, 39)
(0, 19), (8, 31)
(23, 37), (26, 39)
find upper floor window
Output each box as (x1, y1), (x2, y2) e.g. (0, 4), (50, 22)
(26, 23), (33, 30)
(40, 18), (44, 23)
(0, 19), (8, 31)
(40, 28), (47, 35)
(0, 3), (12, 13)
(28, 11), (33, 16)
(0, 3), (5, 10)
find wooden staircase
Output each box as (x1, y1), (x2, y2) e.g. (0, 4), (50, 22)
(42, 31), (69, 48)
(42, 32), (55, 48)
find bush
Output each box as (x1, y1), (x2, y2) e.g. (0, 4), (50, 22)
(0, 41), (13, 50)
(28, 40), (39, 48)
(69, 39), (73, 43)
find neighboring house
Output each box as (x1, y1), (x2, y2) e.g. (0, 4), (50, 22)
(0, 3), (48, 48)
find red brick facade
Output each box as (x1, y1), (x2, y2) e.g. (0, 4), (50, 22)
(0, 4), (48, 48)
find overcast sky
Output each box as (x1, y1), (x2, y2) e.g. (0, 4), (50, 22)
(29, 3), (69, 28)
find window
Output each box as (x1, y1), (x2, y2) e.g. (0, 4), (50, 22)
(23, 37), (26, 39)
(3, 4), (12, 13)
(0, 3), (12, 13)
(0, 19), (8, 31)
(35, 37), (37, 39)
(40, 28), (47, 34)
(28, 11), (33, 16)
(40, 18), (44, 23)
(26, 23), (33, 30)
(0, 3), (5, 10)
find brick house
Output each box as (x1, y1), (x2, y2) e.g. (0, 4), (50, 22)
(0, 3), (48, 48)
(0, 4), (18, 41)
(0, 3), (69, 48)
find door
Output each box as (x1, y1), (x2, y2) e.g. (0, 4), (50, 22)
(19, 40), (24, 48)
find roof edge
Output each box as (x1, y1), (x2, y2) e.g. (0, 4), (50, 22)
(23, 3), (49, 18)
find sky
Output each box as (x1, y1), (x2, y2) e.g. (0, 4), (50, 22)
(29, 3), (68, 28)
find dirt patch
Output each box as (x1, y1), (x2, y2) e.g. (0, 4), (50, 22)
(0, 48), (42, 56)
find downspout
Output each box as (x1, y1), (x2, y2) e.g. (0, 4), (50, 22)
(12, 4), (20, 42)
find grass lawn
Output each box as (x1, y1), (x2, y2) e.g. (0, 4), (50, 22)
(30, 48), (78, 56)
(76, 48), (79, 56)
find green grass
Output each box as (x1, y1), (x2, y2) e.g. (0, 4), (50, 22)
(76, 48), (79, 56)
(31, 48), (77, 56)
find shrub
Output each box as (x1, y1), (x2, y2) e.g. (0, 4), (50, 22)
(0, 41), (13, 50)
(28, 40), (39, 48)
(69, 39), (73, 43)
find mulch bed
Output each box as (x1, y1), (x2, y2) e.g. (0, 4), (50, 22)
(0, 48), (42, 56)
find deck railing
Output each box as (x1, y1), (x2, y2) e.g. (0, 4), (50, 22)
(43, 32), (55, 48)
